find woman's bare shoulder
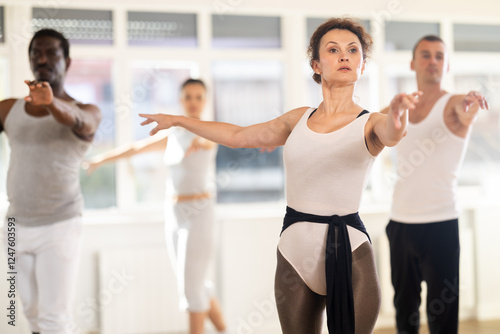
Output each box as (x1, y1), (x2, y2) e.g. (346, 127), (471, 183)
(281, 106), (311, 130)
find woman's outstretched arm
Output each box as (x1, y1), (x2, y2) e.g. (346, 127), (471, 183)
(84, 133), (169, 174)
(139, 107), (308, 149)
(366, 91), (422, 156)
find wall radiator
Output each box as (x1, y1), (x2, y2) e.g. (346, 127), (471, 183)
(98, 247), (187, 334)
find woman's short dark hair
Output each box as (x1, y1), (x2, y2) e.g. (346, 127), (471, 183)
(308, 17), (373, 84)
(181, 78), (206, 90)
(28, 28), (70, 59)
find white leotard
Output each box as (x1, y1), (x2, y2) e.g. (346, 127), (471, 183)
(278, 107), (375, 295)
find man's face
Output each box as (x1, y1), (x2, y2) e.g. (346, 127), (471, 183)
(29, 36), (69, 86)
(411, 40), (449, 84)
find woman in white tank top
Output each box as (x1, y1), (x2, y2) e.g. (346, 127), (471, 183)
(86, 79), (228, 334)
(141, 18), (421, 334)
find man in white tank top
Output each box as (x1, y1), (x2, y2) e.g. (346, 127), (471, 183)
(381, 35), (489, 334)
(0, 29), (101, 334)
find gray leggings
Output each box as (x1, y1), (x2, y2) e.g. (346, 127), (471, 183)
(274, 241), (381, 334)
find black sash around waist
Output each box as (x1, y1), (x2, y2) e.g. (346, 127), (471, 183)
(281, 206), (371, 334)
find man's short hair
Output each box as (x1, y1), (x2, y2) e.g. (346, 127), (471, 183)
(412, 35), (445, 59)
(28, 28), (70, 59)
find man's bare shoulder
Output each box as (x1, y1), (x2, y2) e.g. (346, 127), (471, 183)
(0, 98), (20, 126)
(0, 98), (18, 112)
(74, 100), (101, 112)
(73, 101), (102, 122)
(443, 94), (466, 116)
(447, 94), (465, 102)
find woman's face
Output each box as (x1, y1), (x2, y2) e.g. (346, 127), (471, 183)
(313, 29), (365, 87)
(180, 83), (206, 119)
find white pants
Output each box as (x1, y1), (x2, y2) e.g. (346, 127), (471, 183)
(165, 197), (217, 312)
(2, 216), (83, 334)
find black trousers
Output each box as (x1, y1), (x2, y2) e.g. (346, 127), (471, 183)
(386, 219), (460, 334)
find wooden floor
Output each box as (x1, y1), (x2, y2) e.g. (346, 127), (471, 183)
(373, 319), (500, 334)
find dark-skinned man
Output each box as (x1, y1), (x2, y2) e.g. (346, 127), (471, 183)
(1, 29), (101, 334)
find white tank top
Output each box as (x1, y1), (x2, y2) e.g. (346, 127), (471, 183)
(390, 93), (470, 223)
(4, 99), (90, 226)
(284, 108), (375, 216)
(164, 127), (217, 196)
(278, 107), (376, 295)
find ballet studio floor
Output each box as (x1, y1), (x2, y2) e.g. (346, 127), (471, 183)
(373, 319), (500, 334)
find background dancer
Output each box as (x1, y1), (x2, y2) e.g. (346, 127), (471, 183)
(382, 35), (489, 334)
(86, 78), (227, 334)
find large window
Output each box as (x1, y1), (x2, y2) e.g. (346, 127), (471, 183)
(32, 7), (113, 45)
(212, 60), (284, 202)
(127, 12), (197, 47)
(65, 59), (116, 208)
(212, 14), (281, 48)
(454, 24), (500, 52)
(385, 21), (440, 51)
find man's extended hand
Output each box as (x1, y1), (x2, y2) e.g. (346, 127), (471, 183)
(459, 90), (489, 114)
(24, 80), (53, 106)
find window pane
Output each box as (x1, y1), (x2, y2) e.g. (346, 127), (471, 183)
(306, 17), (371, 47)
(65, 59), (116, 208)
(32, 8), (113, 45)
(127, 12), (197, 47)
(385, 21), (440, 51)
(454, 24), (500, 52)
(454, 74), (500, 187)
(212, 60), (284, 202)
(0, 6), (4, 43)
(386, 77), (418, 103)
(212, 15), (281, 48)
(130, 62), (197, 206)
